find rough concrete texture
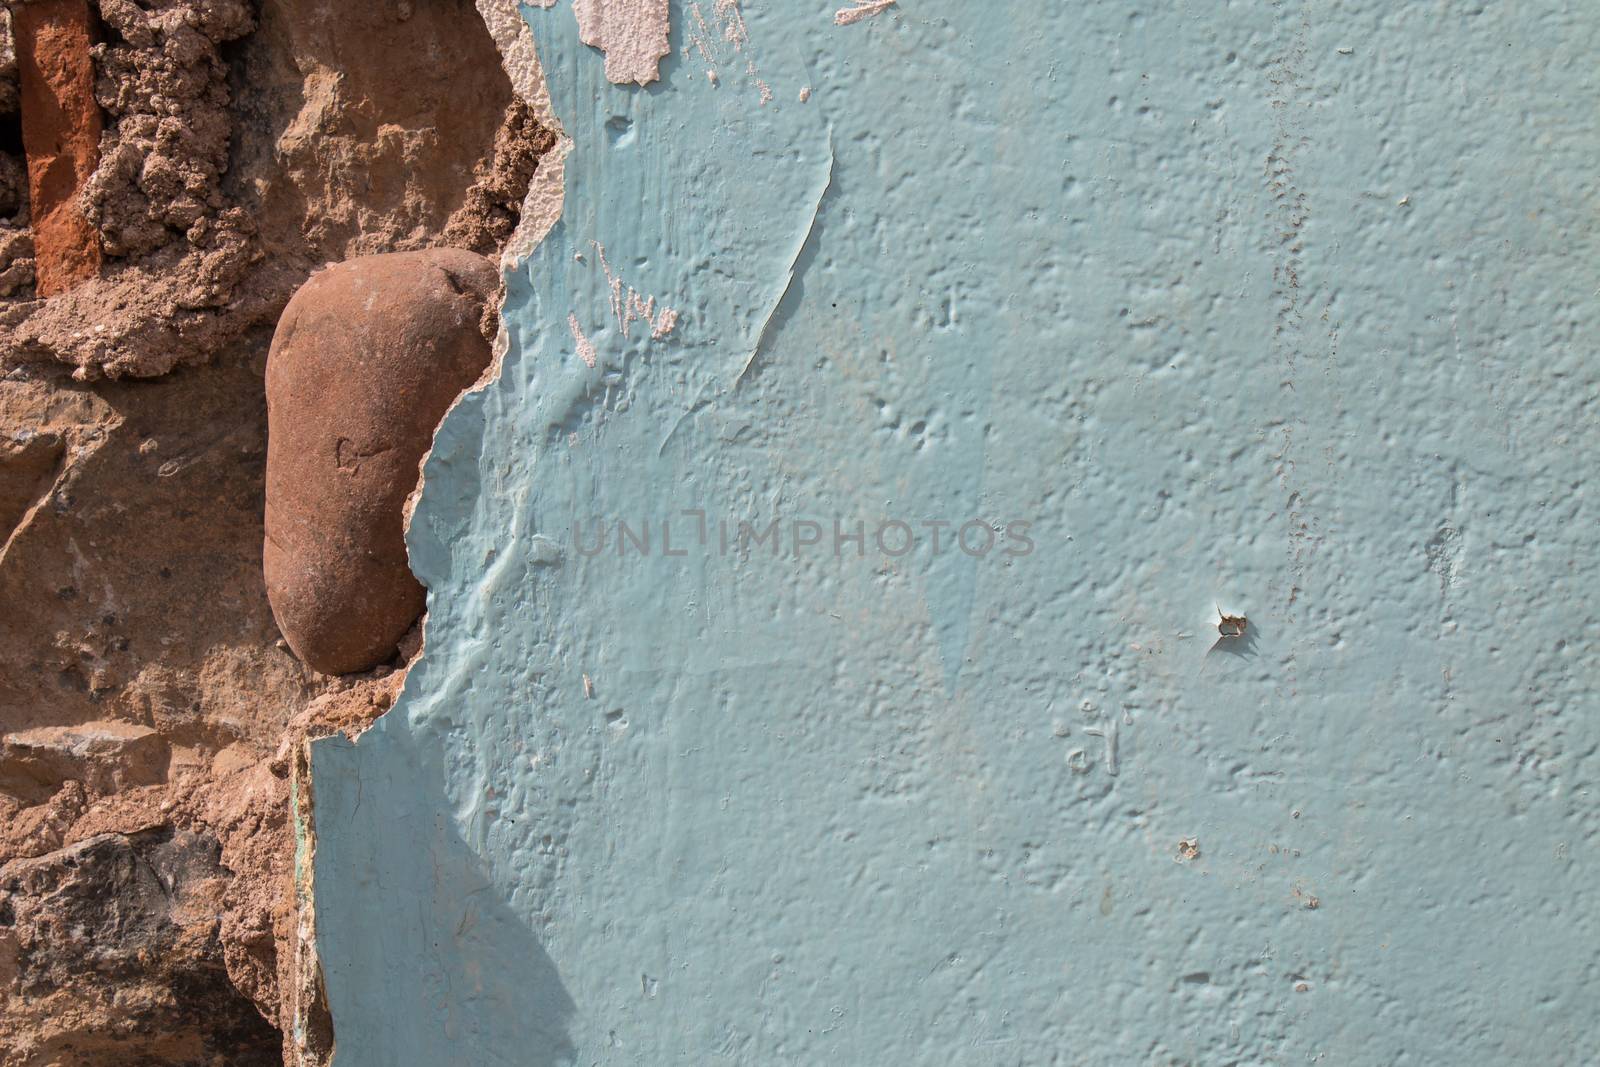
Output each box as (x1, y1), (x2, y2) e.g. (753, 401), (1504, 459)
(265, 249), (499, 676)
(0, 0), (551, 378)
(0, 827), (282, 1066)
(0, 720), (168, 804)
(84, 0), (254, 259)
(0, 352), (328, 1052)
(13, 0), (102, 296)
(442, 99), (559, 257)
(0, 358), (311, 748)
(2, 0), (265, 376)
(240, 0), (529, 263)
(311, 2), (1600, 1065)
(0, 1), (553, 1061)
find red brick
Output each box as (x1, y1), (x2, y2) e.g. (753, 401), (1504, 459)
(14, 0), (102, 297)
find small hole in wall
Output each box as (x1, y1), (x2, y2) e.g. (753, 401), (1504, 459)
(605, 115), (635, 147)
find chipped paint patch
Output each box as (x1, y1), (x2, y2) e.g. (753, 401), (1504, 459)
(474, 0), (569, 269)
(573, 0), (671, 85)
(568, 313), (598, 368)
(592, 241), (680, 341)
(684, 0), (769, 102)
(834, 0), (896, 26)
(565, 245), (677, 371)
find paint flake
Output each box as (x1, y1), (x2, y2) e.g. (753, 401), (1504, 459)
(834, 0), (896, 26)
(592, 241), (681, 341)
(736, 138), (834, 386)
(572, 0), (671, 85)
(568, 314), (598, 368)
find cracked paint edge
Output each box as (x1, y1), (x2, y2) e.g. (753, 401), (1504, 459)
(476, 0), (571, 274)
(288, 742), (335, 1067)
(834, 0), (896, 26)
(398, 0), (571, 641)
(735, 133), (835, 387)
(302, 6), (571, 1057)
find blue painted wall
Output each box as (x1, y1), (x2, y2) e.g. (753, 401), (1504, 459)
(312, 2), (1600, 1062)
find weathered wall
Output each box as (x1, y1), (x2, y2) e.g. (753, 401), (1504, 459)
(310, 1), (1600, 1063)
(0, 3), (556, 1062)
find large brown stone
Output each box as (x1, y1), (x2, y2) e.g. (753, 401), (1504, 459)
(264, 249), (498, 675)
(14, 0), (101, 297)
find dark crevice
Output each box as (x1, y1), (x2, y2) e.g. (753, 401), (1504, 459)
(0, 114), (21, 163)
(2, 7), (37, 301)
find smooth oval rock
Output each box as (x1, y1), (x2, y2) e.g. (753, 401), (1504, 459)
(264, 249), (498, 675)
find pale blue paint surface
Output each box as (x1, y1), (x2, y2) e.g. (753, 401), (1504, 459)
(311, 2), (1600, 1063)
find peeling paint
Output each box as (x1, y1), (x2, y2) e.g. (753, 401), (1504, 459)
(685, 0), (767, 102)
(592, 241), (679, 341)
(473, 0), (568, 270)
(572, 0), (671, 86)
(567, 312), (597, 368)
(737, 136), (834, 386)
(834, 0), (896, 26)
(287, 744), (334, 1067)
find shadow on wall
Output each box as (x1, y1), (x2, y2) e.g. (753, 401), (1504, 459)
(310, 726), (575, 1066)
(1207, 626), (1260, 663)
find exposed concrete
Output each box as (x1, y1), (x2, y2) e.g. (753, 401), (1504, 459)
(1, 0), (552, 379)
(0, 721), (167, 805)
(472, 0), (567, 269)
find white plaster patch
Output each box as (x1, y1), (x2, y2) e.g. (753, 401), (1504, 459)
(834, 0), (896, 26)
(573, 0), (671, 86)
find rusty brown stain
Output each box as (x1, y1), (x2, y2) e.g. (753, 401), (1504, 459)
(14, 0), (102, 297)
